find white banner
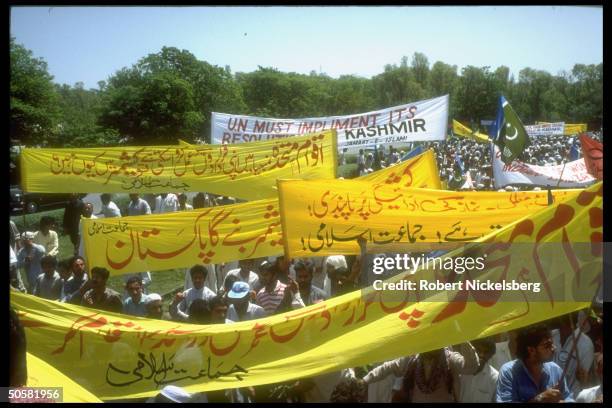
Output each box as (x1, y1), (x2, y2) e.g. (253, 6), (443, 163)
(212, 95), (449, 148)
(524, 122), (565, 137)
(492, 144), (596, 188)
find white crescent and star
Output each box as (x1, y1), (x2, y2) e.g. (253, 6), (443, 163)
(505, 123), (518, 140)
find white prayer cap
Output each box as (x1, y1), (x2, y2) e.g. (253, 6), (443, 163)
(145, 293), (162, 304)
(326, 255), (347, 270)
(21, 231), (35, 240)
(476, 183), (485, 189)
(160, 385), (192, 403)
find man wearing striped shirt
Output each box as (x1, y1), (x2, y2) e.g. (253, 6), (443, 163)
(255, 260), (287, 316)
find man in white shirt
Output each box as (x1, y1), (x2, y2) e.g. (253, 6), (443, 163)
(459, 337), (499, 403)
(216, 260), (238, 291)
(226, 281), (265, 322)
(127, 193), (151, 216)
(170, 265), (216, 321)
(10, 245), (26, 293)
(489, 331), (516, 371)
(360, 343), (479, 402)
(155, 193), (179, 214)
(224, 258), (260, 292)
(77, 202), (98, 261)
(17, 231), (47, 292)
(32, 216), (59, 256)
(551, 312), (594, 396)
(576, 352), (603, 403)
(184, 264), (216, 293)
(97, 193), (122, 218)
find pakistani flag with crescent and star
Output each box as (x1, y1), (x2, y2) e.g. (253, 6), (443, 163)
(492, 95), (531, 164)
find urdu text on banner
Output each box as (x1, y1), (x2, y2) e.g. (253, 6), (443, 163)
(20, 130), (337, 200)
(82, 149), (441, 275)
(277, 178), (582, 259)
(211, 95), (449, 148)
(10, 182), (602, 400)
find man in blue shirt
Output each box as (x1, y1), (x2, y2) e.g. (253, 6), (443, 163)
(122, 276), (149, 317)
(496, 323), (574, 402)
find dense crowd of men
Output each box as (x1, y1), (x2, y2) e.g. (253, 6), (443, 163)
(9, 131), (603, 403)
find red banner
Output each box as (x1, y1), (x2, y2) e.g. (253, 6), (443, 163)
(580, 134), (603, 180)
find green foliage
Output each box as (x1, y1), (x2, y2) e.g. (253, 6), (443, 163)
(55, 82), (121, 147)
(10, 38), (61, 146)
(9, 43), (603, 147)
(455, 65), (497, 124)
(98, 47), (246, 144)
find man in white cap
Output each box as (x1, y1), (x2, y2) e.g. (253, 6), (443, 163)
(227, 281), (265, 322)
(145, 293), (171, 320)
(16, 231), (46, 292)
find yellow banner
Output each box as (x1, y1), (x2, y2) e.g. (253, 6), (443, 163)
(277, 178), (582, 258)
(535, 122), (587, 135)
(26, 353), (102, 402)
(359, 148), (441, 189)
(564, 123), (588, 135)
(82, 149), (441, 275)
(20, 130), (337, 200)
(452, 119), (490, 143)
(10, 182), (602, 400)
(83, 198), (281, 274)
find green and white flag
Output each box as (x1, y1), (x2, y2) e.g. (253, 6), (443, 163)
(494, 96), (530, 164)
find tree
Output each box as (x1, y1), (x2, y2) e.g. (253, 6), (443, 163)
(566, 63), (602, 125)
(371, 60), (425, 107)
(428, 61), (459, 117)
(98, 47), (246, 144)
(99, 70), (203, 144)
(55, 82), (120, 147)
(455, 66), (497, 124)
(10, 38), (61, 146)
(411, 52), (430, 90)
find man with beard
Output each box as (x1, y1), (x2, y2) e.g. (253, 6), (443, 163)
(80, 267), (123, 313)
(294, 260), (328, 306)
(496, 324), (574, 402)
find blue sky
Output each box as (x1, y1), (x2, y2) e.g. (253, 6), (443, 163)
(10, 6), (603, 89)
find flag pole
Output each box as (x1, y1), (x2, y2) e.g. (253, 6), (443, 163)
(555, 136), (575, 188)
(556, 278), (602, 390)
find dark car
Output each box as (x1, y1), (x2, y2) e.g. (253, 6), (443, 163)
(10, 186), (74, 214)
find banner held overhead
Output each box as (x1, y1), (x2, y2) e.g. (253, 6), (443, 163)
(20, 130), (337, 200)
(277, 177), (582, 259)
(212, 95), (449, 149)
(11, 182), (602, 400)
(82, 149), (441, 275)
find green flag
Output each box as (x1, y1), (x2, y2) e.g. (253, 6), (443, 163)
(494, 96), (530, 164)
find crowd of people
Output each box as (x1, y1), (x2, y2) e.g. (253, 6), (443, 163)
(350, 130), (602, 192)
(9, 131), (603, 403)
